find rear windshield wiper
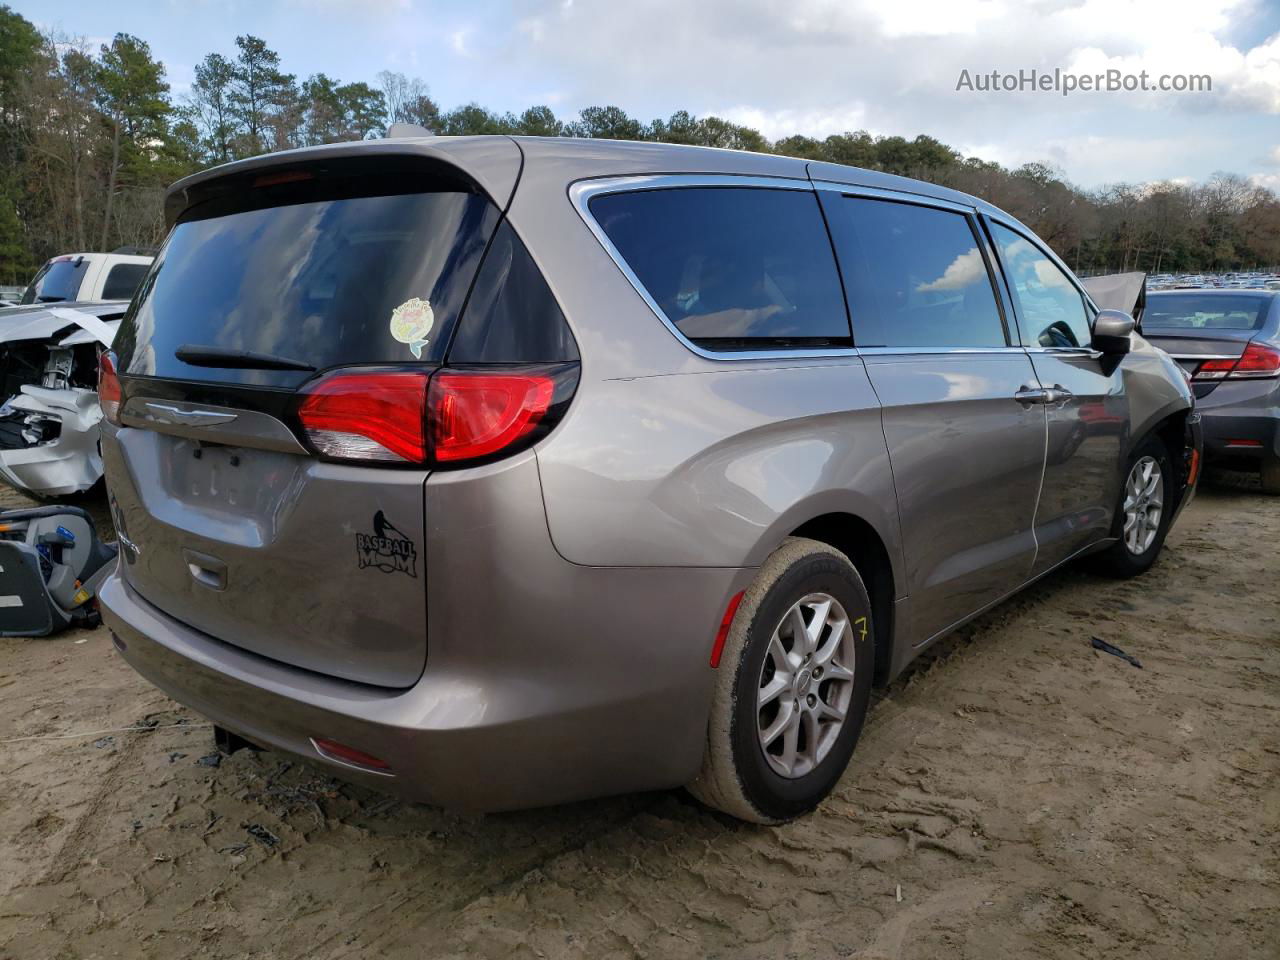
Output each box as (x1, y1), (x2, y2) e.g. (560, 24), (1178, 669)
(175, 344), (316, 372)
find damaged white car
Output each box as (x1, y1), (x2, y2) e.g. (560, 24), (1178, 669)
(0, 301), (126, 498)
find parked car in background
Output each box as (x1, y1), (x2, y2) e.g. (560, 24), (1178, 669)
(0, 301), (126, 497)
(1144, 289), (1280, 493)
(98, 136), (1200, 824)
(19, 249), (154, 306)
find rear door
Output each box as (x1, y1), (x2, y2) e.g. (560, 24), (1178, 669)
(819, 187), (1046, 643)
(985, 219), (1125, 574)
(103, 158), (503, 687)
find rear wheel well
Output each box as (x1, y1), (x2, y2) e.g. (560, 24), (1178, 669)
(788, 514), (895, 686)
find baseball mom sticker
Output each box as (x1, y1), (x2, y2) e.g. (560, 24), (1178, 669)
(389, 297), (435, 359)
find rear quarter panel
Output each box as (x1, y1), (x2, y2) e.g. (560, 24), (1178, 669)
(535, 358), (902, 576)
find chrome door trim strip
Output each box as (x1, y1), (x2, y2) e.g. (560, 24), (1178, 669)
(810, 179), (977, 215)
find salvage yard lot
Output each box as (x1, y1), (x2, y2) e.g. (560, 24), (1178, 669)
(1, 478), (1277, 959)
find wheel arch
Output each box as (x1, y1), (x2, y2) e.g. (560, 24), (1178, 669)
(786, 512), (897, 687)
(1139, 405), (1196, 515)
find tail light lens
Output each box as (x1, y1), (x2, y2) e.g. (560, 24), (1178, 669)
(295, 365), (577, 467)
(298, 371), (430, 462)
(98, 352), (122, 425)
(429, 372), (555, 462)
(1193, 342), (1280, 381)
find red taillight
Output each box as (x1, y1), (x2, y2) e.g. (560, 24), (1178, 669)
(98, 352), (122, 425)
(298, 371), (429, 463)
(428, 372), (555, 462)
(1194, 342), (1280, 381)
(253, 169), (313, 188)
(310, 737), (392, 774)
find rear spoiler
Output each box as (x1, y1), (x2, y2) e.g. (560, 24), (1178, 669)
(163, 137), (523, 227)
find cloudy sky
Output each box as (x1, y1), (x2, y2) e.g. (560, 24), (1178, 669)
(22, 0), (1280, 189)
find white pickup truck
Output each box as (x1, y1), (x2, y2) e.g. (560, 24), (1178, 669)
(15, 250), (153, 306)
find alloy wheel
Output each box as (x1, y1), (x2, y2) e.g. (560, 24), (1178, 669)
(1123, 455), (1164, 555)
(756, 592), (857, 779)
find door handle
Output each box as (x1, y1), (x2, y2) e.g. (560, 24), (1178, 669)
(1014, 386), (1050, 404)
(1014, 385), (1075, 405)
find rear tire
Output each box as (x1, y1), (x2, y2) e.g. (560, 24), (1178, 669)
(1260, 457), (1280, 496)
(1089, 435), (1174, 579)
(687, 538), (874, 824)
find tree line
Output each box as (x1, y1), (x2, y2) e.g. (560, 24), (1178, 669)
(2, 5), (1277, 286)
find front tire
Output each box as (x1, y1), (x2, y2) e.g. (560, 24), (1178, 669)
(688, 538), (874, 823)
(1089, 435), (1174, 578)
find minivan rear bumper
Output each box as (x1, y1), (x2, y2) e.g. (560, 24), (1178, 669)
(100, 569), (743, 810)
(100, 450), (752, 811)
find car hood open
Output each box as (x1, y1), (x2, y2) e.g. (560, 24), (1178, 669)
(0, 301), (124, 348)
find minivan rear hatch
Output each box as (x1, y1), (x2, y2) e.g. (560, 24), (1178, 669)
(104, 156), (504, 687)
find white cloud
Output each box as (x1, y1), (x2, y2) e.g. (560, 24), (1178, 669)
(1063, 21), (1280, 113)
(716, 104), (870, 140)
(858, 0), (1005, 38)
(473, 0), (1279, 185)
(917, 248), (986, 291)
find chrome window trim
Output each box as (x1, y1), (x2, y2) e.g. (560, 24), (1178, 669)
(858, 346), (1031, 357)
(810, 180), (976, 215)
(569, 174), (858, 361)
(1024, 346), (1105, 360)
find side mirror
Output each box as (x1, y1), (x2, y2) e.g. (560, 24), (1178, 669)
(1092, 309), (1134, 355)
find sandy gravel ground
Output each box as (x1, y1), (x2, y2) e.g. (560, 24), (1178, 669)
(1, 474), (1277, 959)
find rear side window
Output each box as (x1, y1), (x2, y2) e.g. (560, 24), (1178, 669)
(990, 222), (1091, 349)
(113, 176), (500, 388)
(102, 262), (151, 300)
(823, 196), (1007, 348)
(589, 187), (849, 350)
(21, 258), (87, 304)
(1144, 293), (1271, 331)
(448, 221), (579, 363)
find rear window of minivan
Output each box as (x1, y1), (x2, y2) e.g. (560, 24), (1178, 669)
(589, 187), (850, 350)
(114, 171), (500, 388)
